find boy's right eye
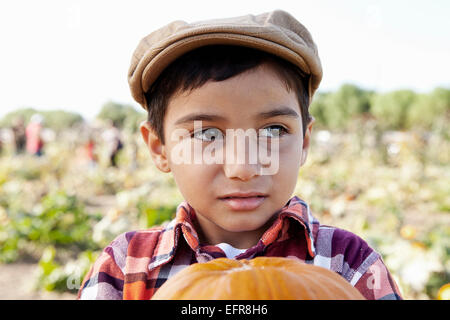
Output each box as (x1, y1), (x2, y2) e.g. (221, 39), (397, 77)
(191, 128), (224, 142)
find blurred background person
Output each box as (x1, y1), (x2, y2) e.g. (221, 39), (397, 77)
(83, 134), (98, 169)
(26, 114), (45, 157)
(101, 120), (123, 167)
(11, 116), (26, 155)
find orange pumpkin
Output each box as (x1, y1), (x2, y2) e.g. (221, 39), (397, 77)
(151, 257), (365, 300)
(437, 283), (450, 300)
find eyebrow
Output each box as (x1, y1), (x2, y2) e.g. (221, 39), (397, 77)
(174, 106), (299, 125)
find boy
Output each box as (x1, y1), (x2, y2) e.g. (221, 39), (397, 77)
(78, 10), (402, 300)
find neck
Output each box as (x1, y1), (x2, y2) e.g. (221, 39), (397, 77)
(192, 213), (277, 249)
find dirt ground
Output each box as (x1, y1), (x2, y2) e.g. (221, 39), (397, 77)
(0, 263), (77, 300)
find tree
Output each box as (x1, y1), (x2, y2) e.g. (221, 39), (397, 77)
(41, 110), (84, 131)
(370, 90), (417, 130)
(309, 91), (330, 128)
(0, 108), (84, 131)
(0, 108), (38, 127)
(96, 101), (145, 132)
(310, 84), (372, 129)
(407, 87), (450, 131)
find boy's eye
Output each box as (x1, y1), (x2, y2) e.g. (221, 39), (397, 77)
(259, 125), (288, 138)
(192, 127), (224, 141)
(191, 125), (287, 141)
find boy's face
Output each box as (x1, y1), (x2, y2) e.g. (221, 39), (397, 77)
(140, 63), (313, 246)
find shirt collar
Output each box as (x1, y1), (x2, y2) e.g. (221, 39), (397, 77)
(148, 195), (318, 270)
(260, 195), (318, 258)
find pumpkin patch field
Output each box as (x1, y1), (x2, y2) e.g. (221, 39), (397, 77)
(0, 118), (448, 300)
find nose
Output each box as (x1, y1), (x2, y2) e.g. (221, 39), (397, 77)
(223, 134), (261, 181)
(223, 162), (260, 181)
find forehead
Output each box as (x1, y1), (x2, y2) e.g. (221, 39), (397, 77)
(164, 64), (300, 124)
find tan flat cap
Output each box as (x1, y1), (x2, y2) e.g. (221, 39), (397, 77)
(128, 9), (322, 110)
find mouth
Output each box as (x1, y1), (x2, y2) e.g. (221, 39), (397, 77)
(218, 192), (268, 199)
(218, 193), (268, 211)
(220, 195), (266, 199)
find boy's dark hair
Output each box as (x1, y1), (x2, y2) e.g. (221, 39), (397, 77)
(144, 45), (311, 144)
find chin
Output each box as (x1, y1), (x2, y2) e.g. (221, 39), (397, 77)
(222, 218), (267, 233)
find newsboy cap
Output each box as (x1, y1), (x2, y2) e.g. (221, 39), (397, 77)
(128, 9), (323, 110)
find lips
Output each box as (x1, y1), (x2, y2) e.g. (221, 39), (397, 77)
(219, 192), (268, 199)
(218, 192), (268, 211)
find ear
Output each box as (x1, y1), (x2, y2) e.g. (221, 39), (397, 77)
(140, 121), (171, 173)
(300, 116), (315, 166)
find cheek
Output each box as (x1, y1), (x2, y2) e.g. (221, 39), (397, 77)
(277, 152), (301, 183)
(169, 162), (217, 201)
(278, 135), (303, 168)
(165, 138), (222, 200)
(274, 137), (303, 184)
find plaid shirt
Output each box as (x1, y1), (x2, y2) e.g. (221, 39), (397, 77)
(78, 196), (403, 300)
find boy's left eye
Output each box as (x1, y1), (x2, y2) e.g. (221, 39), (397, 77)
(259, 125), (288, 138)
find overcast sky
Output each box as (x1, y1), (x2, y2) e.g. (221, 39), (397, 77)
(1, 0), (449, 120)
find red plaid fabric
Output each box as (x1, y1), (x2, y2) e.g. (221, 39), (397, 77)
(78, 196), (402, 300)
